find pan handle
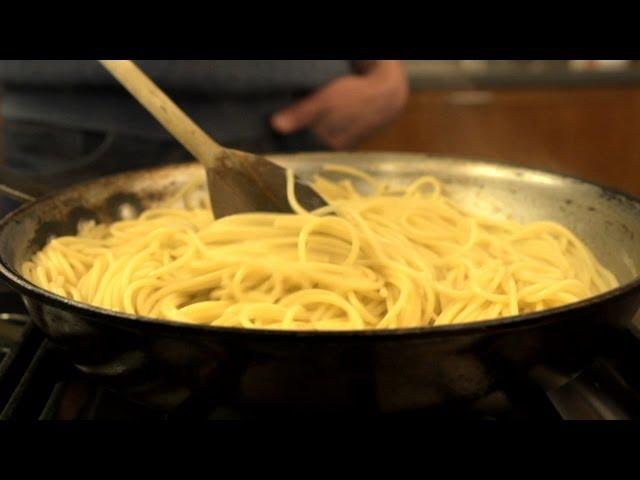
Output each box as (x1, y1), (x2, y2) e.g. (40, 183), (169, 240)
(0, 165), (51, 203)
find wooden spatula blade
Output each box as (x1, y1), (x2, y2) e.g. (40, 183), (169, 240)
(206, 150), (327, 218)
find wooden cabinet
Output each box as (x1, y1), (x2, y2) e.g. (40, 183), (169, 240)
(358, 86), (640, 195)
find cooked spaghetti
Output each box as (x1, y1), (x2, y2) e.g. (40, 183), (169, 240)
(21, 165), (618, 330)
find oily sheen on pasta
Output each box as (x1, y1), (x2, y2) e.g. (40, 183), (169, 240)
(21, 165), (618, 330)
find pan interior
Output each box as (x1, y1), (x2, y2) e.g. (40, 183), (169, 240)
(2, 153), (640, 295)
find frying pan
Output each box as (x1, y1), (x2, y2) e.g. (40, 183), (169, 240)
(2, 151), (640, 415)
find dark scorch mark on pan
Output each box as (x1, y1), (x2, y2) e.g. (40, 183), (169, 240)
(620, 222), (635, 240)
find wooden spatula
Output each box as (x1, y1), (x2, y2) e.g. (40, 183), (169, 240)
(98, 60), (327, 218)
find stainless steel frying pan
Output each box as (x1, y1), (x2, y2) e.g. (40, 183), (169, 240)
(1, 152), (640, 414)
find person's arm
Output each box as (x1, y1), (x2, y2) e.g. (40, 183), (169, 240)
(270, 60), (409, 149)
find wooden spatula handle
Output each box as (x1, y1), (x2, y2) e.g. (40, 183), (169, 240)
(99, 60), (225, 167)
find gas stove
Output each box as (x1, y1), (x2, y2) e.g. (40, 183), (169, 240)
(2, 286), (640, 420)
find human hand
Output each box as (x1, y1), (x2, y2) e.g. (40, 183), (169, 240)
(270, 61), (409, 150)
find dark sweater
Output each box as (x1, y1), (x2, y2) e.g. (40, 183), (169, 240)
(0, 60), (352, 144)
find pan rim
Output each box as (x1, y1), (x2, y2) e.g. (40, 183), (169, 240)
(2, 152), (640, 339)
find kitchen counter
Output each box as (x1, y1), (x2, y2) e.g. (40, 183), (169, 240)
(358, 83), (640, 195)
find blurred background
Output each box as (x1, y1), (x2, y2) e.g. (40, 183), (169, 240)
(358, 60), (640, 194)
(2, 60), (640, 194)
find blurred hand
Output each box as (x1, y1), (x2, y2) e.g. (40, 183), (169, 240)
(270, 61), (409, 150)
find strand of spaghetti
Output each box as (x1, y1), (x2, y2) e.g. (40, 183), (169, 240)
(286, 169), (311, 215)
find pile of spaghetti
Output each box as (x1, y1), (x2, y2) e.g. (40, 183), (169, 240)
(21, 165), (618, 330)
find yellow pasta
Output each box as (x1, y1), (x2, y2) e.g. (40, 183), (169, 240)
(21, 164), (618, 330)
